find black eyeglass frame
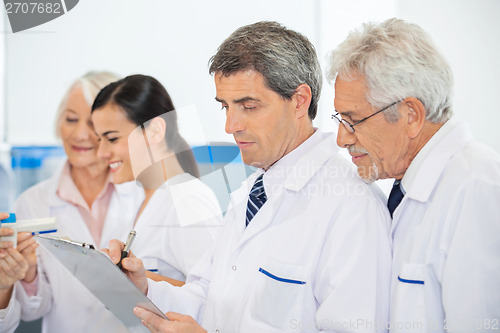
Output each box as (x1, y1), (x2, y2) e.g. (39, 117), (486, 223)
(332, 100), (402, 133)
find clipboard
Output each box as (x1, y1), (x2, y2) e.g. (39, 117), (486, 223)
(36, 235), (168, 332)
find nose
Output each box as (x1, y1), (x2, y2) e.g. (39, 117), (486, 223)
(97, 141), (111, 160)
(72, 121), (91, 141)
(336, 122), (357, 148)
(225, 109), (244, 134)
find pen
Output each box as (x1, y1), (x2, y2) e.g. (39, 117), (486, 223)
(117, 230), (136, 269)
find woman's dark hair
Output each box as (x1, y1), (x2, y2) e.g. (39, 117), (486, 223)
(92, 74), (199, 178)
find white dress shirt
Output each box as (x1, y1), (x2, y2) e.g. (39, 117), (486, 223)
(390, 120), (500, 332)
(148, 130), (392, 333)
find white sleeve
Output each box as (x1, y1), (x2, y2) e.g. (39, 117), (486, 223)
(441, 178), (500, 333)
(315, 194), (392, 333)
(0, 285), (21, 333)
(148, 243), (214, 322)
(16, 249), (53, 321)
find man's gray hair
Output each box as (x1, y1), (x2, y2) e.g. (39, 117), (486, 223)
(209, 21), (322, 120)
(328, 18), (453, 123)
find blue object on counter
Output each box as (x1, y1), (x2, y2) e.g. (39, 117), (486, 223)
(2, 213), (16, 223)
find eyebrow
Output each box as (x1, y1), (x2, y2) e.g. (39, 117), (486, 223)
(215, 96), (261, 104)
(102, 130), (119, 136)
(335, 109), (356, 117)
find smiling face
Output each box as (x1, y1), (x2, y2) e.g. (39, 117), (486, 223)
(59, 86), (104, 169)
(215, 70), (308, 170)
(92, 104), (138, 184)
(334, 76), (411, 181)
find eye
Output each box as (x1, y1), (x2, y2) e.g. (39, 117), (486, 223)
(220, 105), (228, 111)
(107, 137), (118, 143)
(244, 106), (256, 111)
(65, 117), (78, 123)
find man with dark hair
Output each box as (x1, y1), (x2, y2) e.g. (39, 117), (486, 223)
(109, 21), (391, 332)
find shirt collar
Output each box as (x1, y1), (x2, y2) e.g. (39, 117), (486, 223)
(254, 129), (338, 198)
(57, 161), (114, 209)
(401, 119), (474, 202)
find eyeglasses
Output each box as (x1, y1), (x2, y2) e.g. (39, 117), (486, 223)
(331, 100), (401, 134)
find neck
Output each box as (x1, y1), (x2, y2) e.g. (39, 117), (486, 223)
(397, 121), (444, 180)
(265, 123), (315, 171)
(70, 162), (109, 207)
(136, 155), (185, 189)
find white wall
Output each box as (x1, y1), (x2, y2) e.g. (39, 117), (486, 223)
(397, 0), (500, 153)
(3, 0), (499, 200)
(4, 0), (318, 146)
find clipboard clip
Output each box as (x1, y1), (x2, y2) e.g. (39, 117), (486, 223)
(36, 235), (95, 250)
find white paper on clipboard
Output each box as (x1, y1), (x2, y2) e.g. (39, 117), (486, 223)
(35, 235), (168, 332)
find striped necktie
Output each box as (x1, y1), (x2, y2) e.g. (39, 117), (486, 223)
(246, 174), (267, 226)
(387, 180), (404, 218)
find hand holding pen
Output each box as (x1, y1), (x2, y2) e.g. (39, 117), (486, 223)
(117, 230), (136, 269)
(102, 233), (148, 294)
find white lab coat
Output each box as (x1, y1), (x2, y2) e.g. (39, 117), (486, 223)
(8, 162), (222, 333)
(390, 120), (500, 333)
(0, 285), (22, 333)
(148, 131), (393, 333)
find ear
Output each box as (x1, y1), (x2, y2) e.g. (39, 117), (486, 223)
(293, 84), (312, 120)
(146, 117), (166, 144)
(402, 97), (426, 139)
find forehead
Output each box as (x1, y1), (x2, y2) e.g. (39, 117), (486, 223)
(334, 76), (371, 113)
(65, 86), (90, 112)
(214, 70), (274, 101)
(92, 104), (133, 131)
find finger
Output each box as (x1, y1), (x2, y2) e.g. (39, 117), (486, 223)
(121, 256), (144, 273)
(17, 232), (33, 242)
(19, 242), (38, 258)
(134, 307), (170, 331)
(0, 213), (10, 221)
(17, 237), (37, 253)
(0, 228), (14, 236)
(165, 312), (197, 324)
(6, 248), (28, 267)
(0, 241), (14, 249)
(0, 249), (6, 259)
(108, 239), (125, 264)
(0, 250), (27, 277)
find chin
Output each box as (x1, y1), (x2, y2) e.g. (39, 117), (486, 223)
(357, 164), (379, 184)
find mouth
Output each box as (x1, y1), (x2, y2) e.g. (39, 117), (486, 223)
(71, 145), (94, 153)
(350, 153), (367, 164)
(109, 161), (123, 172)
(235, 140), (254, 149)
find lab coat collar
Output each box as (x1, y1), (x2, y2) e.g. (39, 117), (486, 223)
(232, 130), (339, 248)
(402, 119), (474, 203)
(262, 129), (338, 197)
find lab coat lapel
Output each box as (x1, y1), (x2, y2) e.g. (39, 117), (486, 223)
(235, 184), (285, 249)
(390, 121), (474, 236)
(100, 181), (144, 248)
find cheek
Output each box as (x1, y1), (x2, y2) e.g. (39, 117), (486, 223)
(59, 123), (71, 141)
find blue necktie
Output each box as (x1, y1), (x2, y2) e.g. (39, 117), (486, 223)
(246, 174), (267, 226)
(387, 180), (404, 218)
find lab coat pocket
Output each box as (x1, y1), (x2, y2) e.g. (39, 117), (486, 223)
(141, 257), (158, 273)
(391, 263), (426, 333)
(251, 257), (308, 329)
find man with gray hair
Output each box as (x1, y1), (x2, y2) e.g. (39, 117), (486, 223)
(108, 21), (392, 332)
(329, 18), (500, 332)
